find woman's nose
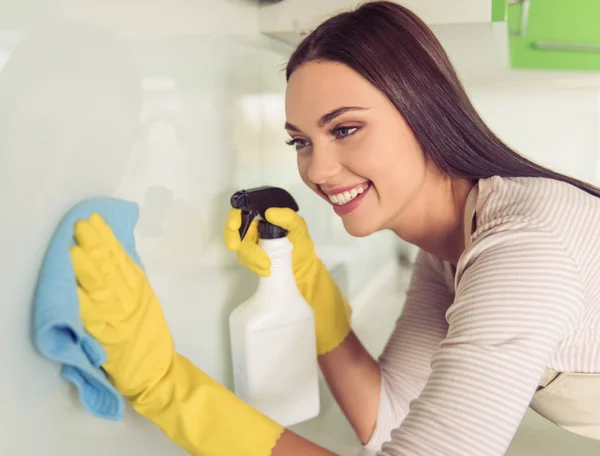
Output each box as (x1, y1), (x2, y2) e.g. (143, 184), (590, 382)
(306, 146), (342, 185)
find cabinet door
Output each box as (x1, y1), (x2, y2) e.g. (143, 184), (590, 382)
(508, 0), (600, 71)
(492, 0), (507, 21)
(259, 0), (492, 45)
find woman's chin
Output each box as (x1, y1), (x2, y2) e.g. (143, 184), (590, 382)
(341, 217), (378, 238)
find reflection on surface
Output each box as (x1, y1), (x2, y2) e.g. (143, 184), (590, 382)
(0, 20), (141, 231)
(0, 2), (402, 454)
(0, 16), (177, 455)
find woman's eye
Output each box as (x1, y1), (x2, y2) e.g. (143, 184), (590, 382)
(285, 127), (358, 150)
(333, 126), (358, 139)
(286, 137), (310, 150)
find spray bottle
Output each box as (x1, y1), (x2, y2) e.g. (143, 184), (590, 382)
(228, 186), (320, 427)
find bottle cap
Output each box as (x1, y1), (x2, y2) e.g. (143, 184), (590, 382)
(258, 220), (287, 239)
(230, 186), (299, 240)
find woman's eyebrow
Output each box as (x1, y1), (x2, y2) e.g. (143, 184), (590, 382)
(284, 106), (368, 132)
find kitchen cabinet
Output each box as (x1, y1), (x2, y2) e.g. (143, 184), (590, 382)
(259, 0), (492, 44)
(508, 0), (600, 72)
(259, 0), (600, 89)
(493, 0), (507, 21)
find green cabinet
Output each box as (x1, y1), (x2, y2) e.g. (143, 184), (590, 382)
(507, 0), (600, 71)
(492, 0), (507, 21)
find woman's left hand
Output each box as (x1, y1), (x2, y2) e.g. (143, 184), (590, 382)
(70, 213), (175, 399)
(70, 213), (289, 456)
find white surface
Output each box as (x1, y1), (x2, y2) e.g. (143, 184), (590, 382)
(435, 22), (600, 89)
(0, 0), (397, 454)
(468, 86), (600, 186)
(260, 3), (600, 89)
(259, 0), (491, 38)
(2, 0), (600, 454)
(230, 237), (320, 427)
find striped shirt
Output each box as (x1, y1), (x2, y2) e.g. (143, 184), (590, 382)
(366, 175), (600, 455)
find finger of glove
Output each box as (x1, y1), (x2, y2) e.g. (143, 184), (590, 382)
(226, 208), (242, 229)
(244, 218), (260, 244)
(237, 245), (270, 276)
(71, 245), (106, 294)
(73, 219), (111, 264)
(241, 262), (270, 277)
(89, 213), (120, 246)
(88, 213), (139, 288)
(224, 209), (243, 251)
(225, 211), (260, 251)
(71, 246), (116, 305)
(225, 210), (269, 273)
(87, 212), (144, 292)
(265, 207), (308, 243)
(112, 259), (149, 316)
(77, 286), (107, 339)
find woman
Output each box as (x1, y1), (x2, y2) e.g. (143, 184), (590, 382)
(71, 1), (600, 455)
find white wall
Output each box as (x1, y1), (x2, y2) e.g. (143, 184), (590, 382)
(468, 86), (600, 186)
(0, 1), (398, 454)
(3, 1), (599, 454)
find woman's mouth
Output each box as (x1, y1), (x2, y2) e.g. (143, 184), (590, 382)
(327, 182), (371, 205)
(323, 182), (372, 215)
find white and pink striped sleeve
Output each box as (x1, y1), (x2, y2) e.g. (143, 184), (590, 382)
(376, 227), (584, 456)
(365, 249), (455, 450)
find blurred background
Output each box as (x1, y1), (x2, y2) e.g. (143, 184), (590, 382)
(1, 0), (600, 454)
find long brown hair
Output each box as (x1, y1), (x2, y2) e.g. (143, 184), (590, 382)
(286, 1), (600, 197)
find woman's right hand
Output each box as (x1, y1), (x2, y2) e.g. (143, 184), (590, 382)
(224, 207), (352, 355)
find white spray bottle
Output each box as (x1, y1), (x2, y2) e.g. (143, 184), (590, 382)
(228, 186), (320, 427)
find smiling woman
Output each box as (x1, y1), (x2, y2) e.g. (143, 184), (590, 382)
(284, 60), (441, 239)
(69, 2), (600, 456)
(282, 4), (600, 245)
(274, 2), (600, 454)
(284, 102), (377, 217)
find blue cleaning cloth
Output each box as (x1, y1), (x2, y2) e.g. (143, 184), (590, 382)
(33, 197), (143, 420)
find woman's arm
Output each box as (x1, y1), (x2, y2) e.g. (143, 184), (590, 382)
(377, 228), (584, 455)
(318, 331), (382, 443)
(272, 430), (338, 456)
(313, 251), (455, 448)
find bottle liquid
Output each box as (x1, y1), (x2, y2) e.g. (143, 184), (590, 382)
(228, 186), (320, 427)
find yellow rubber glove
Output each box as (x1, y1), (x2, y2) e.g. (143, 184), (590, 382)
(71, 213), (284, 456)
(224, 208), (352, 355)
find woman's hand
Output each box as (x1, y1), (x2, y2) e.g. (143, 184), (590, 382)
(70, 212), (336, 456)
(224, 207), (353, 355)
(70, 213), (175, 399)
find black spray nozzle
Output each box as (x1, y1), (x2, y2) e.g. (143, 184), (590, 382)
(230, 186), (299, 240)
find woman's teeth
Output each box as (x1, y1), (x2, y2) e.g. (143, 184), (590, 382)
(328, 183), (370, 205)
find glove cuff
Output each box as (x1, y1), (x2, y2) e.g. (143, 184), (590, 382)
(133, 353), (285, 456)
(305, 261), (353, 356)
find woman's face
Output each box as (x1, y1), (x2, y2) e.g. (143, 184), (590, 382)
(285, 60), (431, 237)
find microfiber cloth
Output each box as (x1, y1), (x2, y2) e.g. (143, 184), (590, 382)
(33, 197), (143, 420)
